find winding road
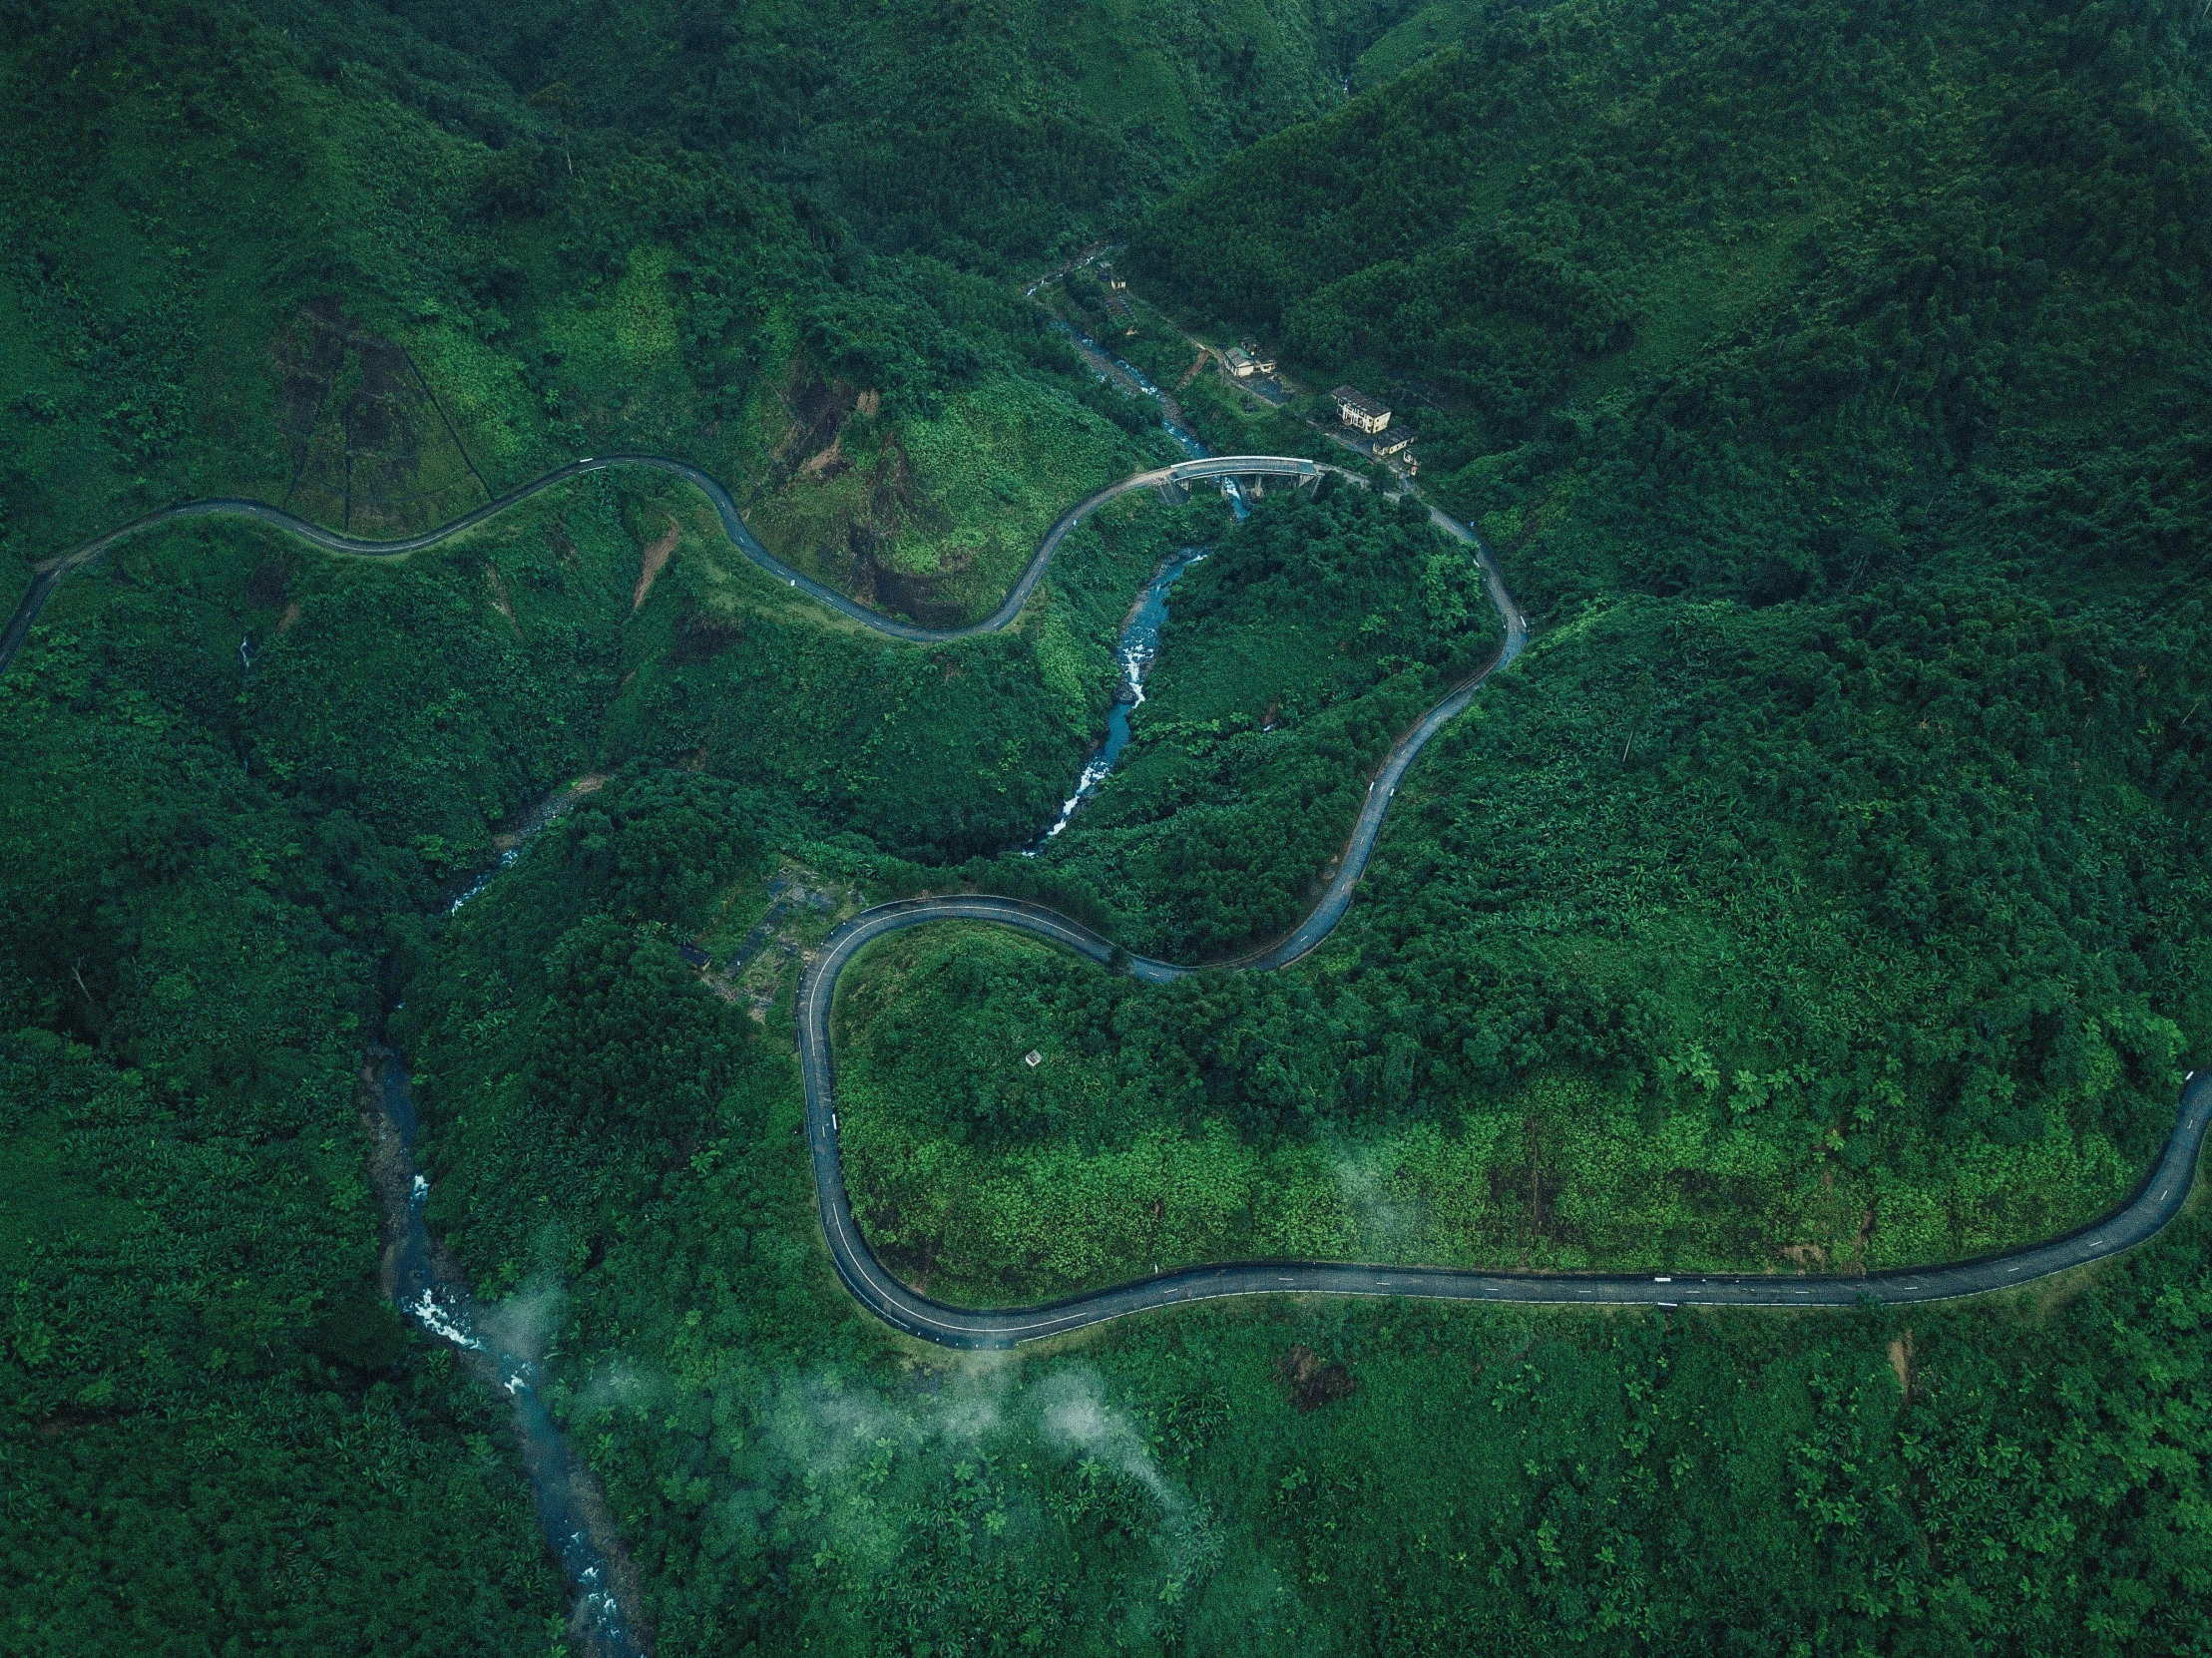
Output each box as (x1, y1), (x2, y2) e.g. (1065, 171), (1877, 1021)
(0, 450), (1338, 666)
(5, 451), (2205, 1350)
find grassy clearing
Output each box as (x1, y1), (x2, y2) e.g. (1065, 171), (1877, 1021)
(741, 372), (1172, 628)
(831, 920), (2139, 1305)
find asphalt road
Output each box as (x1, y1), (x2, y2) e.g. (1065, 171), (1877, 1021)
(0, 451), (1345, 672)
(6, 453), (2204, 1349)
(803, 894), (2211, 1347)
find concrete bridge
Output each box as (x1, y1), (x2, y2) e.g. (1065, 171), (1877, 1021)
(1150, 453), (1338, 507)
(1166, 454), (1322, 485)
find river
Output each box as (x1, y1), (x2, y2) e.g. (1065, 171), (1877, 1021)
(1030, 323), (1251, 847)
(366, 792), (649, 1658)
(364, 359), (1251, 1645)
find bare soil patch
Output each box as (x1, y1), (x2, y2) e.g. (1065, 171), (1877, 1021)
(670, 609), (746, 664)
(1888, 1330), (1915, 1397)
(484, 563), (517, 627)
(798, 434), (847, 480)
(1275, 1345), (1360, 1412)
(272, 297), (486, 534)
(632, 516), (679, 611)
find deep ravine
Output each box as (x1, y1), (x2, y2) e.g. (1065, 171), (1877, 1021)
(365, 787), (650, 1658)
(1025, 327), (1249, 848)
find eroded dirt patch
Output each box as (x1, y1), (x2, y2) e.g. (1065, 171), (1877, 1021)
(798, 434), (848, 480)
(771, 368), (866, 483)
(761, 363), (970, 625)
(272, 297), (488, 535)
(632, 517), (679, 611)
(669, 608), (747, 664)
(484, 563), (518, 628)
(1276, 1345), (1360, 1413)
(706, 865), (856, 1022)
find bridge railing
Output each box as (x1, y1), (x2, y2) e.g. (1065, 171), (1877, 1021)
(1165, 455), (1321, 483)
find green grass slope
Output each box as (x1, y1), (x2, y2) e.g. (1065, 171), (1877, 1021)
(390, 750), (2212, 1655)
(0, 0), (1186, 627)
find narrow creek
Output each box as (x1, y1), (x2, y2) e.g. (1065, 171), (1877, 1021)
(1030, 325), (1251, 847)
(355, 360), (1244, 1644)
(364, 789), (650, 1658)
(1024, 542), (1207, 851)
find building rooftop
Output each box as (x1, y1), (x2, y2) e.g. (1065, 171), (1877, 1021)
(1330, 385), (1390, 421)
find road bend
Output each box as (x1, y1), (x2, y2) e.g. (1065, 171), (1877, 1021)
(5, 453), (2202, 1347)
(0, 452), (1348, 671)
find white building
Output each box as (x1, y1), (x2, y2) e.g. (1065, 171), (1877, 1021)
(1331, 385), (1391, 434)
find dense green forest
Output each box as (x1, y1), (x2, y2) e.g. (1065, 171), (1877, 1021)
(1132, 0), (2212, 613)
(841, 578), (2201, 1302)
(0, 0), (1271, 627)
(1097, 0), (2212, 1209)
(6, 0), (2212, 1650)
(365, 0), (1417, 263)
(392, 752), (2212, 1655)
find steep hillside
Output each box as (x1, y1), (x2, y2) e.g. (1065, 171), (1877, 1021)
(0, 1), (1332, 1624)
(8, 0), (2212, 1652)
(0, 0), (1179, 626)
(1134, 0), (2212, 613)
(362, 0), (1422, 262)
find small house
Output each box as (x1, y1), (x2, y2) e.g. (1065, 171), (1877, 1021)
(1331, 385), (1391, 434)
(1242, 342), (1278, 375)
(1372, 426), (1416, 458)
(1098, 262), (1127, 291)
(1224, 347), (1256, 378)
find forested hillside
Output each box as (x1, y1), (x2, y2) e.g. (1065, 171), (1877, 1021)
(1095, 2), (2212, 1193)
(0, 0), (1366, 1639)
(7, 0), (1336, 627)
(1134, 0), (2212, 609)
(392, 755), (2212, 1655)
(5, 0), (2212, 1651)
(365, 0), (1418, 262)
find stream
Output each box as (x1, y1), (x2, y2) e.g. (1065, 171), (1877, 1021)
(366, 794), (648, 1658)
(359, 360), (1250, 1645)
(1031, 323), (1251, 847)
(1024, 543), (1207, 851)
